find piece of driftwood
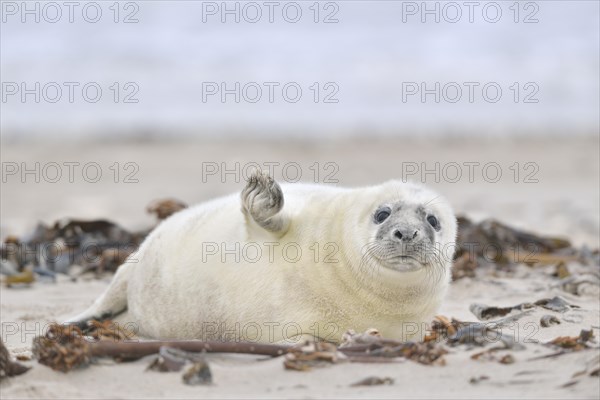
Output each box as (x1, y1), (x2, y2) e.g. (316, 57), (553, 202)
(32, 323), (450, 373)
(33, 324), (291, 372)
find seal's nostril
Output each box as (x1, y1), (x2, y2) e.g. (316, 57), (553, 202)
(413, 231), (418, 239)
(394, 230), (403, 240)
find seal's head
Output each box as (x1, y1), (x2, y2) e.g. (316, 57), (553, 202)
(352, 181), (457, 281)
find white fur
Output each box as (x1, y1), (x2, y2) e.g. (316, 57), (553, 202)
(68, 180), (457, 343)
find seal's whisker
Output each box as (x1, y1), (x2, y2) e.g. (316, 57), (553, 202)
(424, 195), (441, 207)
(424, 249), (446, 293)
(359, 240), (395, 280)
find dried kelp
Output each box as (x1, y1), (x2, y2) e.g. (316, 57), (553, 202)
(470, 302), (534, 320)
(452, 252), (478, 280)
(456, 217), (571, 258)
(341, 340), (448, 366)
(534, 296), (579, 312)
(284, 342), (346, 371)
(547, 329), (595, 351)
(430, 315), (525, 350)
(182, 360), (212, 385)
(471, 350), (515, 364)
(388, 341), (448, 365)
(426, 316), (458, 342)
(452, 215), (593, 280)
(0, 339), (30, 380)
(0, 198), (189, 279)
(146, 198), (188, 221)
(32, 324), (92, 373)
(540, 315), (561, 327)
(447, 324), (507, 348)
(85, 320), (137, 342)
(1, 216), (150, 278)
(469, 296), (578, 321)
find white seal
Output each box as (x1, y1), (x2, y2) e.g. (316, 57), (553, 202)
(68, 171), (457, 343)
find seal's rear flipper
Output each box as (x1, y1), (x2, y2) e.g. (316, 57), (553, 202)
(64, 261), (132, 328)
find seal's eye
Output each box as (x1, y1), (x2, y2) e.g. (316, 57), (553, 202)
(427, 215), (440, 229)
(374, 207), (391, 224)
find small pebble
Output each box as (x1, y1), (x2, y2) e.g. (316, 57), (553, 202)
(469, 375), (489, 384)
(500, 354), (515, 364)
(350, 376), (394, 387)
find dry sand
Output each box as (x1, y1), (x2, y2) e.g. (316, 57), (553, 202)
(1, 136), (599, 399)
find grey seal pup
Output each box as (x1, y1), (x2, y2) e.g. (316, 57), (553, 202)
(68, 171), (457, 343)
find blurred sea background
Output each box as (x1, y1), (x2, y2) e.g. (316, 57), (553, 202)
(1, 0), (598, 139)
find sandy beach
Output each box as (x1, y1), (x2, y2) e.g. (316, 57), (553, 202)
(1, 136), (599, 399)
(2, 1), (598, 397)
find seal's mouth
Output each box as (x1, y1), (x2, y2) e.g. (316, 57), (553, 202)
(380, 255), (426, 272)
(362, 240), (431, 273)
